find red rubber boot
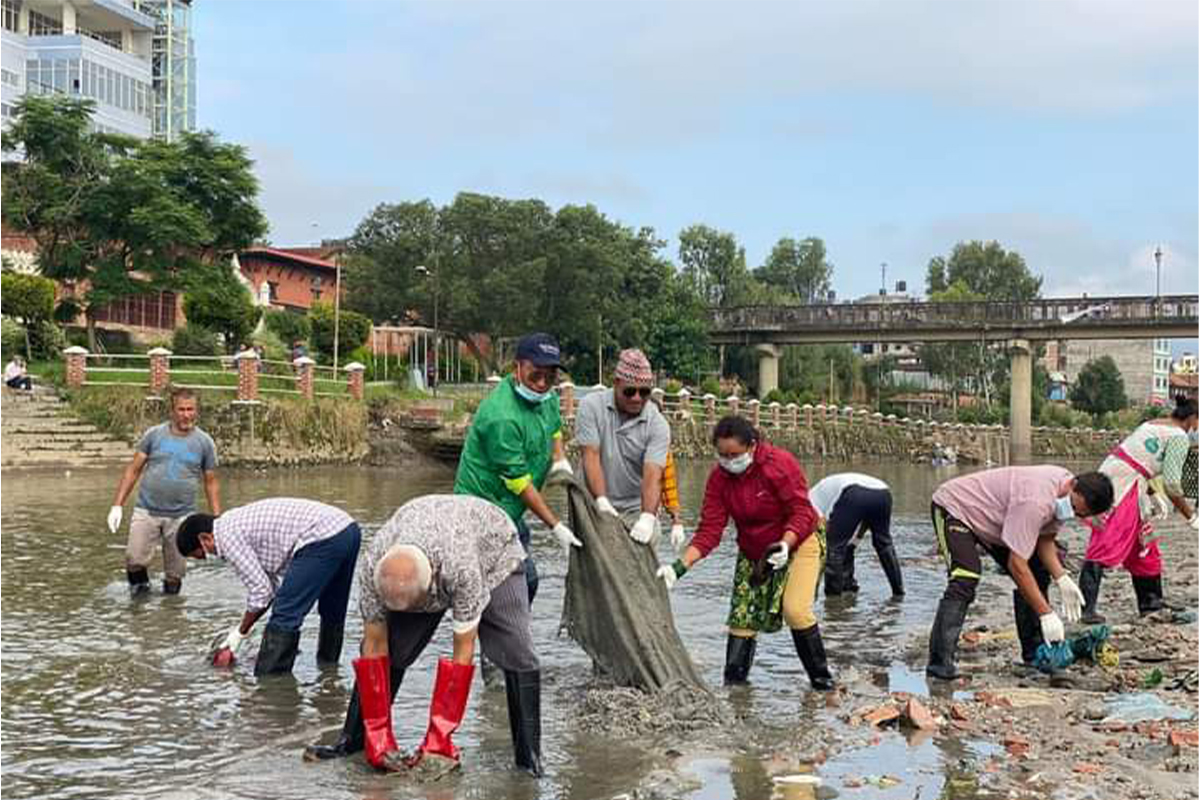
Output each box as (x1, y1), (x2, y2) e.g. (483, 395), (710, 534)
(352, 655), (400, 769)
(411, 658), (475, 763)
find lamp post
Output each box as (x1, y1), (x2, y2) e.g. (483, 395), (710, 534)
(1154, 245), (1163, 303)
(415, 264), (439, 395)
(332, 257), (342, 372)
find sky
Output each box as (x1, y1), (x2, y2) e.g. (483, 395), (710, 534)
(195, 0), (1199, 317)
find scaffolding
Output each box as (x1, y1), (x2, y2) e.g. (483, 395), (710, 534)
(133, 0), (195, 141)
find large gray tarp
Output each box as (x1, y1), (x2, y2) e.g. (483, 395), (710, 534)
(553, 473), (709, 694)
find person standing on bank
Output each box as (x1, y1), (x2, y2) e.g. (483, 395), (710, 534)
(925, 466), (1114, 680)
(304, 495), (543, 776)
(454, 332), (581, 605)
(108, 387), (220, 597)
(656, 415), (832, 691)
(810, 472), (903, 598)
(175, 498), (362, 676)
(1078, 395), (1199, 623)
(576, 348), (683, 549)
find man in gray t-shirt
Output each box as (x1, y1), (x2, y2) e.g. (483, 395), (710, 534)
(575, 348), (674, 547)
(108, 388), (220, 597)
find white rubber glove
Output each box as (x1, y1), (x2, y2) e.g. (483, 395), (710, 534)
(1055, 574), (1084, 623)
(656, 564), (678, 590)
(1189, 513), (1200, 532)
(549, 458), (573, 477)
(595, 496), (619, 518)
(1039, 612), (1065, 644)
(669, 522), (686, 551)
(107, 505), (124, 534)
(1151, 492), (1171, 521)
(630, 512), (657, 544)
(221, 626), (245, 652)
(766, 540), (791, 571)
(552, 521), (582, 551)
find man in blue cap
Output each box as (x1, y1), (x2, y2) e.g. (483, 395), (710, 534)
(455, 332), (582, 607)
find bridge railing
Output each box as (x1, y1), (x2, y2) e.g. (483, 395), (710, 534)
(708, 294), (1199, 332)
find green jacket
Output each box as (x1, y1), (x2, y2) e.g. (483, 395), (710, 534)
(454, 375), (562, 522)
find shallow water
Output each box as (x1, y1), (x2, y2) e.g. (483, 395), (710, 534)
(2, 458), (1017, 799)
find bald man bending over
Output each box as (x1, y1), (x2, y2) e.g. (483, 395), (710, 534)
(304, 495), (542, 776)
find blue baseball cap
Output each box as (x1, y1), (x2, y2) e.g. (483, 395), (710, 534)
(515, 333), (562, 368)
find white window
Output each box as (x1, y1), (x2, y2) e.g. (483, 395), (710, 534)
(2, 0), (18, 33)
(1, 68), (19, 89)
(29, 9), (62, 36)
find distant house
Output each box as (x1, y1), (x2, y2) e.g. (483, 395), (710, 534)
(1170, 372), (1198, 403)
(236, 246), (343, 314)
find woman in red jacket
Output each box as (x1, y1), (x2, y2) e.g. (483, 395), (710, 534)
(656, 415), (832, 690)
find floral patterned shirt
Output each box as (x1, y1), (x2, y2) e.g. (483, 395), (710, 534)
(357, 495), (526, 632)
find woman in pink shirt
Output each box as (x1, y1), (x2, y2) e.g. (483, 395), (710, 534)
(656, 416), (831, 691)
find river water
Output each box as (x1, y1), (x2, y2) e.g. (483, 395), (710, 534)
(2, 458), (1017, 799)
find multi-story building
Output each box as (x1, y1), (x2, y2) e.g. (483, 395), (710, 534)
(1044, 338), (1172, 405)
(1, 0), (193, 141)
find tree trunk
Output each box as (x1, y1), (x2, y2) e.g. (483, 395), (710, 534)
(86, 310), (98, 353)
(461, 333), (498, 378)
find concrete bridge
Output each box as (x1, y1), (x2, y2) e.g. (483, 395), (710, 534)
(707, 294), (1199, 463)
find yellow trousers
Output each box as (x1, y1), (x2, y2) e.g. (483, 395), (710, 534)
(731, 534), (822, 637)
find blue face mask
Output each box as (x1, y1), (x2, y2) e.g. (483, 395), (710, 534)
(514, 381), (551, 404)
(1054, 495), (1075, 521)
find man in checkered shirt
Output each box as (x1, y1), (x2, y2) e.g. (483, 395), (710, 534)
(176, 498), (362, 677)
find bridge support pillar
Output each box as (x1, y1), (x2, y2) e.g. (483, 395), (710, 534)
(1009, 338), (1032, 465)
(755, 344), (782, 398)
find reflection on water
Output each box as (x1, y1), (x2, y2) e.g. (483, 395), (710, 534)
(3, 458), (1006, 799)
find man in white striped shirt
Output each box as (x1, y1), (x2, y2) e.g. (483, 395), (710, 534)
(176, 498), (362, 676)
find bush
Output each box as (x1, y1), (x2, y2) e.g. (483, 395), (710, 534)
(309, 302), (371, 359)
(2, 316), (24, 359)
(342, 345), (381, 382)
(182, 265), (262, 353)
(264, 309), (311, 346)
(172, 323), (220, 356)
(699, 376), (722, 397)
(28, 319), (66, 360)
(664, 379), (683, 394)
(252, 327), (290, 363)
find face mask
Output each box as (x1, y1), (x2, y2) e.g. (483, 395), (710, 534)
(719, 452), (753, 475)
(1054, 495), (1075, 521)
(1190, 429), (1198, 445)
(514, 380), (551, 404)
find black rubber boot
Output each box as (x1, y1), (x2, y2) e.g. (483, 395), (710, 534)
(254, 625), (301, 676)
(1012, 589), (1045, 666)
(1132, 575), (1165, 616)
(315, 620), (344, 667)
(823, 550), (848, 596)
(504, 670), (543, 777)
(844, 544), (860, 592)
(791, 625), (835, 691)
(127, 567), (151, 598)
(1079, 560), (1106, 624)
(303, 667), (405, 761)
(877, 545), (905, 597)
(162, 578), (182, 595)
(723, 635), (757, 685)
(926, 597), (969, 680)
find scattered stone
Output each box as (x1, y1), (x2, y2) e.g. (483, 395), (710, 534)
(1073, 762), (1105, 774)
(901, 697), (939, 730)
(859, 703), (902, 727)
(950, 702), (971, 721)
(1169, 729), (1199, 748)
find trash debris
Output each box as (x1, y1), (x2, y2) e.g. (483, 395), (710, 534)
(1143, 668), (1165, 689)
(772, 774), (822, 786)
(1102, 693), (1196, 724)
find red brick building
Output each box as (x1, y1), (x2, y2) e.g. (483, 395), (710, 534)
(235, 246), (342, 314)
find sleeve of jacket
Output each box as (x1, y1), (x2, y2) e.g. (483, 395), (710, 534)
(774, 450), (818, 544)
(689, 467), (731, 558)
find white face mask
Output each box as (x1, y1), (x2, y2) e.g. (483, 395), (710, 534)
(719, 452), (753, 475)
(1054, 495), (1075, 521)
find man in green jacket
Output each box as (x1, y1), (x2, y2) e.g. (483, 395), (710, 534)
(455, 332), (581, 604)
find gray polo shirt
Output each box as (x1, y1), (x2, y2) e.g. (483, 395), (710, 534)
(135, 423), (218, 518)
(574, 389), (671, 515)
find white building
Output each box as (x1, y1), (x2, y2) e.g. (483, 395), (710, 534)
(1, 0), (193, 140)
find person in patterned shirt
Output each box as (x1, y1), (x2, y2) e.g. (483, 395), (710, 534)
(176, 498), (362, 677)
(304, 494), (543, 776)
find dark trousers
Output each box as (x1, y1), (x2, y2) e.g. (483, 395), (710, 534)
(6, 376), (31, 390)
(515, 517), (538, 604)
(269, 522), (362, 631)
(385, 571), (539, 673)
(827, 486), (893, 561)
(931, 503), (1053, 662)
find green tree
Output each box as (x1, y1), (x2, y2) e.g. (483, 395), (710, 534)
(0, 272), (55, 358)
(754, 236), (832, 303)
(308, 302), (372, 360)
(264, 309), (311, 346)
(1070, 356), (1128, 417)
(1, 96), (267, 350)
(678, 224), (750, 308)
(926, 240), (1042, 301)
(182, 264), (262, 352)
(343, 199), (437, 323)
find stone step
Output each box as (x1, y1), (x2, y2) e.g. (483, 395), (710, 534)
(2, 421), (103, 433)
(1, 452), (129, 468)
(16, 439), (130, 452)
(5, 431), (122, 444)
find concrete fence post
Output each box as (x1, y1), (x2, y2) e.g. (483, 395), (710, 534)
(63, 346), (88, 389)
(677, 388), (691, 417)
(345, 361), (366, 400)
(727, 395), (740, 417)
(801, 403), (813, 426)
(235, 349), (260, 402)
(786, 402), (799, 429)
(704, 393), (717, 424)
(769, 401), (781, 427)
(559, 381), (576, 419)
(843, 406), (855, 425)
(650, 387), (665, 414)
(294, 356), (316, 399)
(747, 398), (761, 427)
(147, 347), (172, 396)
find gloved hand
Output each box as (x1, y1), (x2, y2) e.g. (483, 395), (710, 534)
(1189, 513), (1200, 532)
(669, 522), (686, 551)
(1054, 574), (1084, 623)
(107, 505), (123, 534)
(595, 496), (620, 518)
(211, 626), (244, 667)
(1039, 612), (1065, 644)
(765, 540), (791, 571)
(221, 626), (245, 652)
(552, 521), (582, 551)
(549, 458), (573, 477)
(1151, 492), (1171, 520)
(656, 559), (687, 590)
(630, 512), (657, 544)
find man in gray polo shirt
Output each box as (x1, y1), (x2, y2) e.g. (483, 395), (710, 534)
(576, 348), (677, 547)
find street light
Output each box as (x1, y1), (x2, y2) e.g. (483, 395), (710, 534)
(1154, 245), (1163, 301)
(415, 264), (439, 395)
